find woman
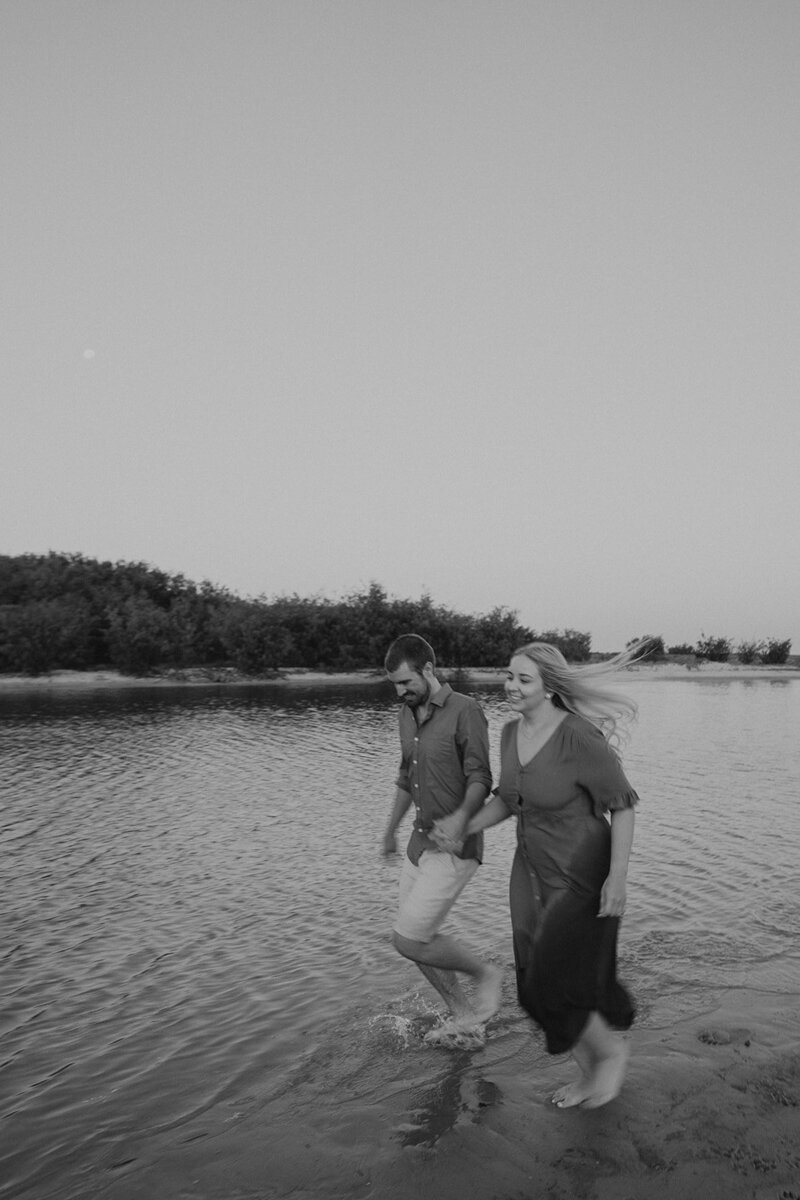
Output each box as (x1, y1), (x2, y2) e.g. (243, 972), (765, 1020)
(466, 642), (640, 1109)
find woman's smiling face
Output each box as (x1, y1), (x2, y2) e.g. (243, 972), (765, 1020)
(504, 654), (549, 715)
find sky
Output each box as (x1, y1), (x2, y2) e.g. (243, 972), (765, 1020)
(2, 1), (799, 653)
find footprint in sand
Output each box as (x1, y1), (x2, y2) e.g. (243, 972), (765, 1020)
(697, 1026), (753, 1047)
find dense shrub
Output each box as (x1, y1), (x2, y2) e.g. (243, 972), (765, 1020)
(696, 634), (731, 662)
(667, 643), (695, 656)
(761, 638), (791, 665)
(736, 639), (763, 664)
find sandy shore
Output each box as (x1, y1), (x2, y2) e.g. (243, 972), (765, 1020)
(1, 662), (798, 690)
(458, 662), (800, 685)
(95, 984), (800, 1200)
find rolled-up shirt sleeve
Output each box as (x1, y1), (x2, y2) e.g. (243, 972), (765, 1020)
(456, 705), (492, 792)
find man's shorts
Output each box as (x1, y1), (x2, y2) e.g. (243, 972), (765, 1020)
(393, 849), (479, 943)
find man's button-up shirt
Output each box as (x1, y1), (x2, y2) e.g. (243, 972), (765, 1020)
(395, 683), (492, 865)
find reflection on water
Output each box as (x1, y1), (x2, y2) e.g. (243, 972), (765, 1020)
(1, 677), (799, 1198)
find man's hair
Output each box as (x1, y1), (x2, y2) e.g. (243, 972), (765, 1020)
(384, 633), (436, 674)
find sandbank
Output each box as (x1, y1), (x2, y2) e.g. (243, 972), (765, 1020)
(1, 661), (798, 691)
(458, 662), (800, 684)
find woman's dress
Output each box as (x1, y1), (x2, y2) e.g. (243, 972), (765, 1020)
(496, 712), (638, 1054)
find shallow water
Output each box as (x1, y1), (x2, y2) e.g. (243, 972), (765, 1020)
(2, 677), (798, 1198)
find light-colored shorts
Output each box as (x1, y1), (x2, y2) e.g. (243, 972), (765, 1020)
(393, 849), (479, 943)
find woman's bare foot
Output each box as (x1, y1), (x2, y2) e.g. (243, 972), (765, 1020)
(582, 1039), (630, 1108)
(551, 1077), (592, 1108)
(571, 1043), (594, 1080)
(552, 1038), (629, 1108)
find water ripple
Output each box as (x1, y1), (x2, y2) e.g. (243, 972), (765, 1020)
(1, 679), (798, 1198)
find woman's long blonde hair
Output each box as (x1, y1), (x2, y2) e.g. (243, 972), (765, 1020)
(512, 640), (644, 746)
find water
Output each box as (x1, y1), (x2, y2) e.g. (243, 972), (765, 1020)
(2, 677), (799, 1198)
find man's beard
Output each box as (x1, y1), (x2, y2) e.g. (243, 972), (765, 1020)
(403, 682), (430, 708)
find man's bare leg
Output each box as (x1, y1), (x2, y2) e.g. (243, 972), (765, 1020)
(394, 932), (502, 1026)
(415, 963), (474, 1023)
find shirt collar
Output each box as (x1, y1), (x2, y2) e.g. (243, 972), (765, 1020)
(430, 682), (453, 708)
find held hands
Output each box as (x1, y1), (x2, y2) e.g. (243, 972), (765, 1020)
(429, 811), (466, 854)
(597, 875), (627, 918)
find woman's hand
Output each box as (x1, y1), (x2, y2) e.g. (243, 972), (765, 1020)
(465, 794), (513, 837)
(598, 874), (627, 918)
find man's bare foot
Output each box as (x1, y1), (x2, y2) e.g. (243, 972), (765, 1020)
(473, 964), (503, 1023)
(447, 1004), (481, 1027)
(582, 1039), (629, 1108)
(424, 1017), (485, 1050)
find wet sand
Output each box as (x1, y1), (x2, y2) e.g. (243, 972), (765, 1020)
(92, 985), (800, 1200)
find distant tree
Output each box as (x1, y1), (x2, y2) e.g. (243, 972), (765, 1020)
(341, 582), (393, 666)
(695, 634), (731, 662)
(627, 635), (665, 661)
(462, 606), (534, 666)
(667, 643), (695, 656)
(0, 597), (92, 674)
(537, 629), (592, 662)
(213, 602), (294, 673)
(106, 597), (172, 674)
(761, 638), (791, 665)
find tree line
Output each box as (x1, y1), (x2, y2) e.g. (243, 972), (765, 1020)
(2, 555), (790, 676)
(0, 553), (592, 676)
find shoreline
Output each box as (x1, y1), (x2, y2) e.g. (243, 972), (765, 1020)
(1, 661), (799, 690)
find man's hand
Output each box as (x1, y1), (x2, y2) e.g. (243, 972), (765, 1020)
(430, 811), (466, 853)
(382, 831), (398, 858)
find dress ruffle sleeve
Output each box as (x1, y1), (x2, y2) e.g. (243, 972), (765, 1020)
(564, 718), (640, 817)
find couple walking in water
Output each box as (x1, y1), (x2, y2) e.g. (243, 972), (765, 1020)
(382, 632), (638, 1110)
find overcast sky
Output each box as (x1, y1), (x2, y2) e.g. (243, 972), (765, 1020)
(2, 1), (798, 652)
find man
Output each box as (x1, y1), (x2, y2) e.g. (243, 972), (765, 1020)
(382, 633), (502, 1040)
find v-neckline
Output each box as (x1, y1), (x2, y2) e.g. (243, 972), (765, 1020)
(515, 713), (568, 767)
